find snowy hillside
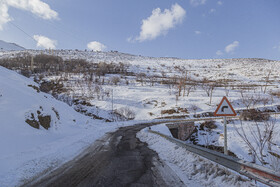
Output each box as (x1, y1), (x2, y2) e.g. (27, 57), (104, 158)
(0, 66), (119, 186)
(0, 50), (279, 121)
(0, 50), (279, 120)
(0, 40), (25, 51)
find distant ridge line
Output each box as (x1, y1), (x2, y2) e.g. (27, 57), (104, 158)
(0, 40), (25, 51)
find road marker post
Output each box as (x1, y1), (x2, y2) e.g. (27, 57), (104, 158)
(214, 96), (236, 155)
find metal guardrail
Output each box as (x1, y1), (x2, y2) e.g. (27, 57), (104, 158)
(148, 129), (280, 187)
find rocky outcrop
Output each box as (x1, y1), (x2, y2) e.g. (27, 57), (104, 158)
(25, 108), (51, 130)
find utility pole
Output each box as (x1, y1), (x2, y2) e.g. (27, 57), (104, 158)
(111, 89), (114, 121)
(30, 56), (34, 72)
(112, 89), (114, 113)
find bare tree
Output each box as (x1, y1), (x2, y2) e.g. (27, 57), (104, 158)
(234, 119), (276, 165)
(202, 130), (214, 149)
(185, 85), (194, 97)
(148, 75), (156, 87)
(94, 85), (102, 100)
(262, 70), (271, 94)
(110, 76), (121, 85)
(136, 73), (146, 86)
(240, 90), (254, 110)
(222, 80), (230, 97)
(268, 151), (280, 172)
(189, 104), (199, 116)
(202, 81), (216, 105)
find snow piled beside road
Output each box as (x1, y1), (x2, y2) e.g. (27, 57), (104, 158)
(137, 128), (256, 187)
(0, 66), (118, 186)
(150, 123), (173, 137)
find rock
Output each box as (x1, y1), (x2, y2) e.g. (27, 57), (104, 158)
(38, 115), (51, 130)
(25, 119), (40, 129)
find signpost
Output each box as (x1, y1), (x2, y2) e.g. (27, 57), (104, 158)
(214, 96), (236, 155)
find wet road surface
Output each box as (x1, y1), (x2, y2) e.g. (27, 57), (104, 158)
(23, 124), (185, 187)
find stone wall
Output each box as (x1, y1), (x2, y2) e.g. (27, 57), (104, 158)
(166, 122), (195, 141)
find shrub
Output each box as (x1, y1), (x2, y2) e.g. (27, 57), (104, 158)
(161, 109), (178, 115)
(240, 109), (270, 122)
(21, 69), (31, 77)
(271, 91), (280, 98)
(189, 104), (198, 115)
(39, 80), (66, 94)
(111, 76), (121, 85)
(199, 121), (217, 131)
(28, 84), (40, 93)
(114, 107), (136, 120)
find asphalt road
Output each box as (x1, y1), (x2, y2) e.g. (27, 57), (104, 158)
(23, 124), (185, 187)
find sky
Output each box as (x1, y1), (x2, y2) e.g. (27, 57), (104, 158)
(0, 0), (280, 60)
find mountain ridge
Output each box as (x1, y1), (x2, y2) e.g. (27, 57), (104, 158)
(0, 40), (25, 51)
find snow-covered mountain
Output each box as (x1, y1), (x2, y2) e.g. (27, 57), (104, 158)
(0, 40), (25, 51)
(0, 49), (280, 186)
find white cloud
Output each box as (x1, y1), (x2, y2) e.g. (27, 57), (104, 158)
(217, 1), (223, 5)
(87, 41), (106, 51)
(216, 41), (240, 56)
(216, 50), (223, 56)
(195, 30), (201, 35)
(273, 42), (280, 51)
(33, 35), (57, 49)
(225, 41), (239, 53)
(190, 0), (207, 7)
(209, 9), (216, 13)
(0, 0), (58, 30)
(135, 3), (186, 42)
(126, 36), (134, 43)
(0, 2), (11, 30)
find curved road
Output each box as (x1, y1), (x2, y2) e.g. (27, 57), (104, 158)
(23, 124), (185, 187)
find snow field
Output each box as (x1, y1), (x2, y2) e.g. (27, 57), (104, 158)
(137, 128), (256, 187)
(0, 66), (124, 186)
(0, 50), (280, 186)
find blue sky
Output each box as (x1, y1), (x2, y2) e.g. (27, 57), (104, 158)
(0, 0), (280, 60)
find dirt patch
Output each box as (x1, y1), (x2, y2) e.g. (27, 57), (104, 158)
(161, 109), (179, 115)
(199, 121), (217, 131)
(239, 109), (270, 121)
(271, 91), (280, 98)
(199, 144), (237, 157)
(156, 115), (189, 119)
(25, 116), (40, 129)
(25, 108), (51, 130)
(194, 112), (214, 118)
(161, 107), (188, 115)
(28, 85), (40, 93)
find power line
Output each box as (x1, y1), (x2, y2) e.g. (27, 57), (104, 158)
(7, 15), (92, 49)
(44, 20), (87, 44)
(8, 21), (37, 43)
(9, 20), (90, 49)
